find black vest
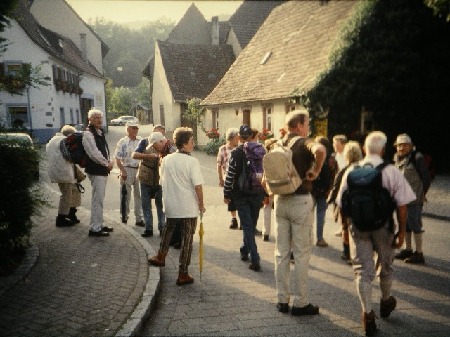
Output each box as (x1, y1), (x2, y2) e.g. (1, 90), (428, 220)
(85, 125), (110, 176)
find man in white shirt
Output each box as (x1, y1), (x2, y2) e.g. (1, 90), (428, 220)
(114, 121), (144, 227)
(82, 108), (114, 237)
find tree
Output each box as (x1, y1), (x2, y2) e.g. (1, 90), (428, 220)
(305, 0), (450, 170)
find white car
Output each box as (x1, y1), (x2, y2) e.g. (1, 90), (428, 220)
(110, 116), (138, 126)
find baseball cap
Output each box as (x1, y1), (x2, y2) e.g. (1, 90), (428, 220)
(148, 132), (166, 146)
(126, 121), (139, 127)
(394, 133), (413, 146)
(239, 124), (252, 138)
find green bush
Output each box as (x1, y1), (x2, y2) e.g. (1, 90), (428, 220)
(204, 137), (225, 156)
(0, 140), (46, 275)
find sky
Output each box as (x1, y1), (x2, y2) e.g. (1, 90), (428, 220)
(66, 0), (243, 24)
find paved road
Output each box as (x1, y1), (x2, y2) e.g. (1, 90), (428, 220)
(136, 150), (450, 337)
(1, 128), (449, 337)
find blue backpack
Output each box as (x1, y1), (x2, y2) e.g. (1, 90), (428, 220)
(341, 162), (396, 231)
(237, 146), (264, 195)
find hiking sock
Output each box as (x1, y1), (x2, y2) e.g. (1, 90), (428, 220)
(405, 232), (412, 250)
(414, 232), (423, 253)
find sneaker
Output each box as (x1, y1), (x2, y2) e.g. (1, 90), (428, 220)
(335, 229), (342, 237)
(277, 303), (289, 313)
(362, 310), (377, 336)
(380, 296), (397, 318)
(395, 249), (413, 260)
(249, 263), (261, 272)
(121, 218), (127, 224)
(101, 226), (114, 232)
(263, 234), (269, 241)
(316, 239), (328, 247)
(291, 303), (319, 316)
(404, 251), (425, 264)
(229, 218), (238, 229)
(88, 230), (109, 237)
(254, 228), (262, 236)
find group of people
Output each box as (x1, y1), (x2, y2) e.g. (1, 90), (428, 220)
(46, 108), (432, 336)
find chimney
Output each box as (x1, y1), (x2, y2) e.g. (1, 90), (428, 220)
(211, 16), (219, 45)
(80, 33), (87, 60)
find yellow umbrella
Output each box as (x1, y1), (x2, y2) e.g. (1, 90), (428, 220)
(199, 212), (204, 280)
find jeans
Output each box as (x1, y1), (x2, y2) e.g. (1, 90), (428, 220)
(315, 196), (328, 241)
(235, 194), (264, 264)
(140, 183), (165, 233)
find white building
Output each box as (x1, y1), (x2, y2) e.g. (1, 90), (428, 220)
(0, 0), (107, 143)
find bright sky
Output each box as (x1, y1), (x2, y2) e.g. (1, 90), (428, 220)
(66, 0), (243, 24)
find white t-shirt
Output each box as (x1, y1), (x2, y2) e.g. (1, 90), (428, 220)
(161, 152), (204, 218)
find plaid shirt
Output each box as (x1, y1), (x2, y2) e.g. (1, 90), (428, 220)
(217, 143), (234, 175)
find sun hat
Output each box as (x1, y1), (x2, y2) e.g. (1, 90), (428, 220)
(394, 133), (413, 146)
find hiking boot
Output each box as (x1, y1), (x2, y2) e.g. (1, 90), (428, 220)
(68, 208), (80, 224)
(404, 251), (425, 264)
(291, 303), (319, 316)
(148, 251), (167, 267)
(135, 220), (145, 227)
(176, 272), (194, 285)
(141, 230), (153, 237)
(316, 239), (328, 247)
(362, 310), (377, 336)
(277, 303), (289, 313)
(56, 215), (76, 227)
(229, 218), (238, 229)
(395, 249), (413, 260)
(249, 263), (261, 272)
(380, 296), (397, 318)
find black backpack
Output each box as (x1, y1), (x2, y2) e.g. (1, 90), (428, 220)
(60, 132), (87, 167)
(341, 162), (396, 232)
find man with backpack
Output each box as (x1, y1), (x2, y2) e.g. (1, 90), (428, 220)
(271, 110), (326, 316)
(83, 108), (114, 237)
(223, 125), (266, 272)
(336, 131), (415, 336)
(393, 133), (431, 264)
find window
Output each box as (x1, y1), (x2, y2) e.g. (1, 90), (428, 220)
(60, 107), (65, 127)
(212, 108), (219, 129)
(8, 106), (28, 128)
(70, 108), (74, 125)
(6, 63), (22, 76)
(263, 105), (273, 130)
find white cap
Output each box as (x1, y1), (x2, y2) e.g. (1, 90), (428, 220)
(394, 133), (413, 146)
(148, 132), (166, 145)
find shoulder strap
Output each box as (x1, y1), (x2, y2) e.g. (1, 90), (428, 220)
(376, 161), (390, 172)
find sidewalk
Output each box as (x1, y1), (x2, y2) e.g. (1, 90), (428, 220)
(0, 184), (159, 337)
(0, 150), (449, 337)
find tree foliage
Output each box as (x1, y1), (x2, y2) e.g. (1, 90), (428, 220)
(305, 0), (450, 170)
(89, 18), (174, 88)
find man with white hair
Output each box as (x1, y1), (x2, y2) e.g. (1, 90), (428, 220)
(83, 108), (114, 237)
(336, 131), (415, 336)
(114, 121), (144, 227)
(46, 125), (81, 227)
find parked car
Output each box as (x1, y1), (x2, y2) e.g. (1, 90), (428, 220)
(0, 132), (39, 180)
(110, 115), (138, 126)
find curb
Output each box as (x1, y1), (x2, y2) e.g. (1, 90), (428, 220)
(114, 221), (161, 337)
(0, 243), (39, 298)
(423, 212), (450, 222)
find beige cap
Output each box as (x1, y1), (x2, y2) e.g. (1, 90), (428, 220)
(394, 133), (413, 146)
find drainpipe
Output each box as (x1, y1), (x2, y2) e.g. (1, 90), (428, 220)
(26, 85), (33, 138)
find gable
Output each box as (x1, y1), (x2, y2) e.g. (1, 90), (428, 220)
(202, 0), (357, 106)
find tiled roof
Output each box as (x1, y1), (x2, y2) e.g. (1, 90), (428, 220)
(157, 40), (235, 102)
(165, 3), (211, 45)
(10, 0), (103, 78)
(202, 0), (356, 106)
(228, 0), (285, 49)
